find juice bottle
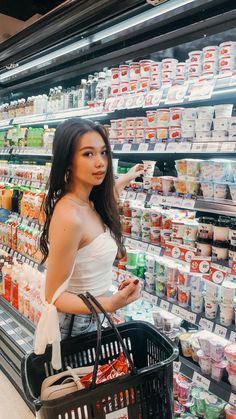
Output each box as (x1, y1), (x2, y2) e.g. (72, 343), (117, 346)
(3, 263), (12, 302)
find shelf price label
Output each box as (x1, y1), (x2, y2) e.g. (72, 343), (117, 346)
(142, 291), (158, 305)
(199, 318), (214, 332)
(165, 83), (189, 104)
(192, 372), (210, 391)
(160, 300), (170, 312)
(229, 393), (236, 407)
(189, 79), (215, 101)
(214, 324), (227, 339)
(122, 143), (131, 153)
(136, 192), (146, 202)
(173, 361), (181, 373)
(147, 244), (162, 256)
(138, 143), (149, 153)
(171, 304), (184, 318)
(185, 311), (197, 324)
(154, 142), (166, 153)
(136, 241), (149, 252)
(126, 191), (137, 200)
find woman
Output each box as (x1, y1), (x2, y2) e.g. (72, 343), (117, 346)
(34, 118), (143, 369)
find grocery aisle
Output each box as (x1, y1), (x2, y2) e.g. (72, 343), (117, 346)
(0, 370), (34, 419)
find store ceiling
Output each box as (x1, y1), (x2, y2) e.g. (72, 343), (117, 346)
(0, 0), (66, 21)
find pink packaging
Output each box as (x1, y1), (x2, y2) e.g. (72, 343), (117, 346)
(119, 65), (129, 82)
(197, 349), (211, 375)
(225, 344), (236, 367)
(169, 126), (181, 139)
(139, 78), (150, 91)
(111, 68), (120, 84)
(140, 60), (153, 78)
(198, 333), (211, 356)
(188, 51), (203, 63)
(117, 119), (126, 129)
(150, 73), (161, 86)
(210, 339), (227, 362)
(117, 129), (126, 138)
(129, 63), (140, 80)
(211, 360), (227, 382)
(146, 111), (157, 127)
(169, 108), (183, 125)
(203, 46), (219, 61)
(162, 58), (178, 70)
(162, 70), (176, 83)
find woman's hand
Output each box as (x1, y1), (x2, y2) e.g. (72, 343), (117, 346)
(111, 279), (141, 311)
(126, 163), (144, 182)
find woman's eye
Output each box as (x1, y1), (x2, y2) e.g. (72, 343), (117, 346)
(102, 150), (108, 155)
(84, 152), (93, 157)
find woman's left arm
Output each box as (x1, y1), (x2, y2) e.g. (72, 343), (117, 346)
(114, 163), (144, 197)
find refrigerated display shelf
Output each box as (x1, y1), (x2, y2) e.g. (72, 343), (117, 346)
(177, 356), (236, 407)
(0, 243), (41, 269)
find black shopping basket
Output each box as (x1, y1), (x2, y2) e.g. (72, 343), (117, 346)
(22, 293), (178, 419)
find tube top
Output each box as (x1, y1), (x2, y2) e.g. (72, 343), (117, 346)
(34, 228), (118, 370)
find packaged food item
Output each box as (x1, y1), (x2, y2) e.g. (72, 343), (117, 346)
(181, 119), (195, 131)
(140, 60), (153, 77)
(213, 220), (229, 241)
(197, 106), (214, 119)
(220, 41), (236, 56)
(211, 360), (227, 382)
(146, 111), (157, 127)
(142, 160), (156, 177)
(197, 350), (211, 375)
(182, 108), (197, 120)
(157, 127), (168, 140)
(175, 159), (188, 177)
(229, 221), (236, 245)
(212, 240), (228, 262)
(213, 182), (228, 200)
(186, 159), (202, 178)
(195, 119), (212, 131)
(179, 333), (194, 357)
(177, 285), (190, 307)
(225, 403), (236, 419)
(183, 221), (198, 241)
(156, 109), (169, 126)
(229, 244), (236, 267)
(220, 303), (234, 326)
(195, 131), (212, 141)
(198, 217), (214, 239)
(188, 51), (203, 63)
(200, 181), (214, 199)
(174, 178), (187, 194)
(203, 46), (219, 61)
(229, 184), (236, 202)
(204, 299), (218, 319)
(169, 107), (183, 124)
(169, 126), (181, 139)
(191, 293), (204, 313)
(221, 281), (236, 304)
(213, 117), (229, 130)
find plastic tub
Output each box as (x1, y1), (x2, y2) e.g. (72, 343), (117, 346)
(199, 160), (214, 181)
(213, 182), (228, 200)
(195, 131), (212, 141)
(195, 118), (212, 131)
(197, 106), (214, 119)
(213, 118), (229, 130)
(214, 104), (234, 118)
(181, 119), (195, 131)
(175, 159), (188, 177)
(197, 350), (211, 375)
(182, 108), (197, 120)
(200, 181), (214, 199)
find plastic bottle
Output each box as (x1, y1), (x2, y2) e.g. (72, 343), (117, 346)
(96, 72), (106, 101)
(78, 80), (87, 107)
(3, 263), (12, 302)
(91, 72), (99, 101)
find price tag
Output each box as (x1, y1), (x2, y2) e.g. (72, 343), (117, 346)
(165, 83), (189, 104)
(199, 318), (214, 332)
(136, 192), (146, 202)
(166, 142), (178, 152)
(229, 393), (236, 407)
(150, 194), (162, 206)
(144, 90), (163, 107)
(178, 142), (192, 152)
(230, 332), (236, 343)
(160, 300), (170, 311)
(182, 197), (196, 209)
(173, 361), (181, 373)
(206, 142), (220, 152)
(148, 244), (162, 256)
(171, 304), (183, 317)
(122, 143), (131, 153)
(185, 310), (197, 324)
(138, 143), (149, 153)
(126, 191), (137, 200)
(119, 190), (128, 199)
(136, 241), (149, 251)
(7, 330), (15, 335)
(171, 196), (183, 208)
(192, 372), (210, 391)
(214, 324), (227, 339)
(189, 79), (215, 101)
(230, 72), (236, 86)
(220, 142), (236, 152)
(154, 142), (166, 153)
(191, 143), (203, 153)
(16, 339), (25, 346)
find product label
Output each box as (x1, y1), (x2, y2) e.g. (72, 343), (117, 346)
(164, 242), (196, 263)
(205, 263), (228, 284)
(192, 372), (210, 390)
(144, 90), (163, 107)
(189, 78), (215, 101)
(173, 361), (181, 373)
(190, 256), (211, 274)
(160, 300), (170, 311)
(199, 318), (214, 332)
(229, 393), (236, 407)
(165, 83), (189, 104)
(214, 324), (227, 339)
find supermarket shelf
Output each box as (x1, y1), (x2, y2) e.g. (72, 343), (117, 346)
(141, 290), (236, 342)
(0, 297), (34, 412)
(178, 356), (236, 407)
(0, 243), (41, 269)
(0, 296), (35, 335)
(195, 199), (236, 217)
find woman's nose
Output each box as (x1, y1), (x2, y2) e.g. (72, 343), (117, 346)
(95, 155), (105, 167)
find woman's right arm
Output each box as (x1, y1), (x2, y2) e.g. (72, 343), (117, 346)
(45, 202), (140, 314)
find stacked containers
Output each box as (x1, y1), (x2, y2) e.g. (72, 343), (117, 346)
(219, 41), (236, 75)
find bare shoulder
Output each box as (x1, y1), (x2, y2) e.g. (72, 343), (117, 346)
(50, 197), (83, 233)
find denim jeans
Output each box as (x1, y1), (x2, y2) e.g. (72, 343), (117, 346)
(59, 312), (103, 340)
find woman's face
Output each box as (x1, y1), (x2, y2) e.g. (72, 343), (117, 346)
(70, 130), (109, 187)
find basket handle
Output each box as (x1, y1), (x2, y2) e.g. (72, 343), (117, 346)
(86, 292), (137, 375)
(78, 294), (102, 389)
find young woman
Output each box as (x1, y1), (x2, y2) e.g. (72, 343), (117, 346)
(34, 118), (143, 369)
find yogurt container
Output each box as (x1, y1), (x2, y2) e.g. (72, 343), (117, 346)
(230, 222), (236, 245)
(200, 181), (214, 199)
(195, 131), (212, 141)
(119, 65), (129, 82)
(146, 111), (157, 127)
(227, 364), (236, 391)
(129, 63), (140, 80)
(188, 51), (203, 63)
(186, 179), (199, 195)
(199, 161), (214, 181)
(186, 158), (202, 178)
(178, 285), (190, 307)
(111, 68), (120, 84)
(210, 339), (227, 362)
(183, 220), (198, 241)
(169, 107), (183, 125)
(213, 118), (229, 130)
(156, 109), (169, 126)
(174, 178), (188, 193)
(182, 108), (197, 120)
(225, 343), (236, 367)
(203, 60), (218, 73)
(145, 128), (156, 141)
(197, 106), (214, 119)
(179, 333), (193, 357)
(229, 244), (236, 268)
(213, 159), (232, 182)
(172, 220), (185, 237)
(225, 404), (236, 419)
(196, 238), (212, 256)
(195, 118), (212, 131)
(229, 117), (236, 129)
(211, 360), (227, 382)
(205, 299), (218, 319)
(169, 126), (181, 139)
(162, 58), (178, 70)
(197, 350), (211, 375)
(219, 55), (236, 71)
(140, 60), (153, 77)
(188, 63), (202, 76)
(213, 219), (229, 241)
(220, 41), (236, 56)
(176, 63), (186, 77)
(136, 117), (146, 128)
(213, 182), (228, 200)
(182, 130), (195, 141)
(191, 293), (204, 313)
(220, 303), (234, 326)
(198, 217), (214, 239)
(214, 104), (233, 118)
(212, 240), (229, 262)
(203, 46), (219, 61)
(175, 159), (188, 177)
(157, 127), (168, 140)
(181, 119), (195, 131)
(211, 130), (228, 141)
(221, 281), (236, 304)
(126, 118), (136, 129)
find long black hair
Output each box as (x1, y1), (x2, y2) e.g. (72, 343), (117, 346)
(40, 117), (124, 263)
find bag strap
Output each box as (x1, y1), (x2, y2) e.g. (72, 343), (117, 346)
(86, 292), (137, 375)
(78, 294), (102, 389)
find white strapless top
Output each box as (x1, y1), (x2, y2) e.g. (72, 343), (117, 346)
(34, 228), (118, 370)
